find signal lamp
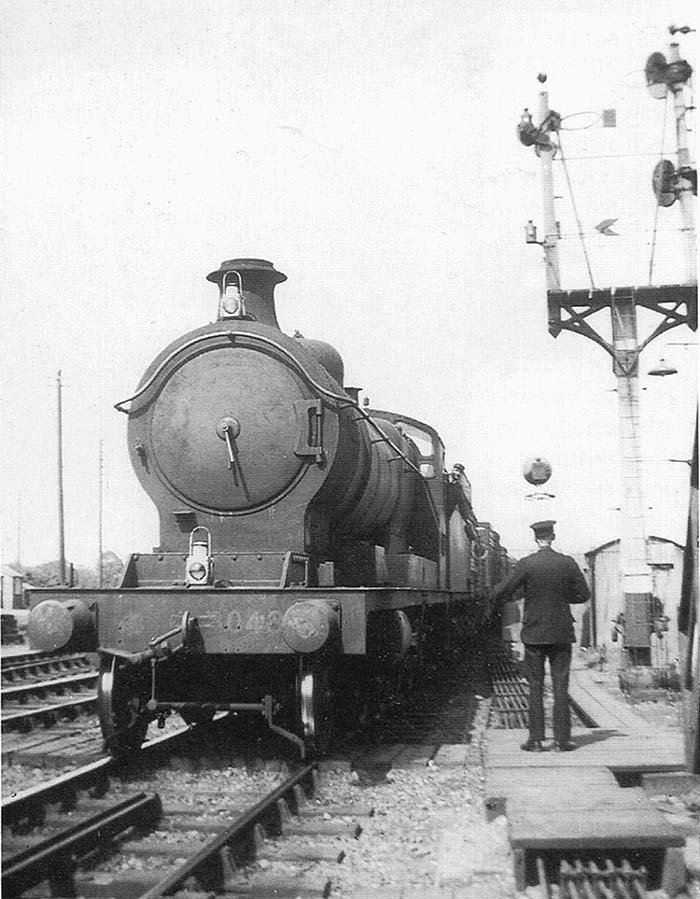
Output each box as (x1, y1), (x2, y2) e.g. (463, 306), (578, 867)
(666, 58), (693, 86)
(652, 159), (677, 207)
(645, 51), (693, 99)
(645, 52), (669, 99)
(524, 220), (539, 244)
(517, 109), (538, 147)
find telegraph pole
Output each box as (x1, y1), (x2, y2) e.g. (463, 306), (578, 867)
(16, 495), (22, 569)
(57, 370), (66, 585)
(98, 440), (104, 588)
(518, 33), (697, 666)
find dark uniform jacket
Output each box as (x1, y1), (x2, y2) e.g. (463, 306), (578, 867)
(490, 546), (590, 644)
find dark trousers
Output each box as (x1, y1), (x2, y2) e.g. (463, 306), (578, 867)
(523, 643), (572, 742)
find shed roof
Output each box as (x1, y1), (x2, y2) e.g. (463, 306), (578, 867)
(585, 535), (684, 561)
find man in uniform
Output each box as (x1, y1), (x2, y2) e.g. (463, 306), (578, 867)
(488, 520), (590, 752)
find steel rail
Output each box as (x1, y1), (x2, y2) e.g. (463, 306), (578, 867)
(2, 725), (195, 827)
(2, 792), (162, 898)
(2, 719), (247, 896)
(2, 671), (97, 699)
(0, 651), (48, 669)
(139, 763), (317, 898)
(1, 756), (115, 826)
(1, 651), (92, 672)
(2, 693), (97, 727)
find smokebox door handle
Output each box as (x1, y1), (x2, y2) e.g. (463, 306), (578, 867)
(293, 399), (325, 464)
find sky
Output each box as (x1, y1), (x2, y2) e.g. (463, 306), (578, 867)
(1, 0), (697, 570)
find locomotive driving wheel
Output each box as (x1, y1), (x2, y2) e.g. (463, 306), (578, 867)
(98, 655), (152, 757)
(297, 660), (334, 757)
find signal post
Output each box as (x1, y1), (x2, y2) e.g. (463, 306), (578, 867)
(519, 33), (697, 664)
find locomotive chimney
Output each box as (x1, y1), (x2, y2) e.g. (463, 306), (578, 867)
(207, 258), (287, 328)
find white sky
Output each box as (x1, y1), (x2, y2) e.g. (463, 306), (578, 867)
(1, 0), (697, 569)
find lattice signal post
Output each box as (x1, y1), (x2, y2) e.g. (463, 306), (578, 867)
(518, 34), (697, 666)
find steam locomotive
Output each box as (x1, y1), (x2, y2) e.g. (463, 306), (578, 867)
(27, 258), (510, 757)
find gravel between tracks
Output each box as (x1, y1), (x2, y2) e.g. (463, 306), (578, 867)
(2, 762), (74, 796)
(317, 698), (518, 899)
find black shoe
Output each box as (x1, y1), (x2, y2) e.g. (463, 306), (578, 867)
(553, 740), (576, 752)
(521, 740), (545, 752)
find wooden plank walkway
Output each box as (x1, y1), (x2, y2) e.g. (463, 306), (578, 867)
(484, 665), (687, 892)
(569, 665), (661, 731)
(484, 726), (684, 773)
(486, 662), (684, 772)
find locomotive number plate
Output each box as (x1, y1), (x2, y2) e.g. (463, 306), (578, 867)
(226, 609), (282, 634)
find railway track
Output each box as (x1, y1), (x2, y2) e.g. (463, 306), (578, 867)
(353, 648), (491, 748)
(1, 652), (98, 733)
(2, 726), (367, 899)
(1, 651), (96, 682)
(0, 641), (491, 897)
(487, 652), (595, 730)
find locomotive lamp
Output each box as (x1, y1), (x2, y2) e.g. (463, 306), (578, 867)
(185, 527), (214, 587)
(218, 270), (247, 319)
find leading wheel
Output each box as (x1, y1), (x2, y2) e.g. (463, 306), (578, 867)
(297, 662), (334, 757)
(98, 656), (151, 757)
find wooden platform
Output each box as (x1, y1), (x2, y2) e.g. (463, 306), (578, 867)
(484, 665), (688, 892)
(484, 726), (684, 773)
(486, 663), (684, 773)
(488, 767), (684, 848)
(568, 666), (660, 731)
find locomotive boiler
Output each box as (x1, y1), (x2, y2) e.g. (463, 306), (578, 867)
(27, 257), (500, 756)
